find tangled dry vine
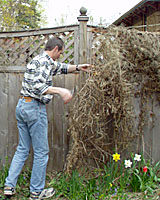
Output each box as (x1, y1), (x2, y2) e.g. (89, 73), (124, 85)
(65, 26), (160, 174)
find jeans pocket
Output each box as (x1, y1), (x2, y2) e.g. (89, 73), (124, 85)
(21, 102), (38, 122)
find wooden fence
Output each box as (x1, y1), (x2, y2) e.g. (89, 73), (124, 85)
(0, 10), (105, 171)
(0, 10), (160, 171)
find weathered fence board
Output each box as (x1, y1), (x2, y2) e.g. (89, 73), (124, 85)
(0, 73), (9, 162)
(52, 75), (66, 170)
(152, 97), (160, 163)
(0, 25), (79, 38)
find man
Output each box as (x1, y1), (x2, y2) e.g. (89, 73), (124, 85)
(4, 37), (91, 200)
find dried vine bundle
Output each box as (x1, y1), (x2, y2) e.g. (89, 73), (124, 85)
(65, 26), (160, 174)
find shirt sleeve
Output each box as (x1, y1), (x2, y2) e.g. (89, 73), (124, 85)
(52, 61), (69, 76)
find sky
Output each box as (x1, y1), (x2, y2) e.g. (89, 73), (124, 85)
(44, 0), (141, 27)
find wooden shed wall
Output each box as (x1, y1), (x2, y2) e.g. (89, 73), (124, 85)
(147, 10), (160, 32)
(132, 7), (160, 31)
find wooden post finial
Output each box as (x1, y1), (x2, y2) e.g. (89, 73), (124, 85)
(77, 7), (89, 22)
(80, 7), (87, 16)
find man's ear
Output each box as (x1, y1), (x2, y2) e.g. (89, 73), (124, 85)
(54, 46), (59, 52)
(52, 46), (58, 53)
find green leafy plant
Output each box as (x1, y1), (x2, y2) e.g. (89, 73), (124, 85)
(49, 152), (160, 199)
(0, 158), (30, 198)
(0, 0), (46, 31)
(113, 152), (160, 194)
(0, 157), (9, 188)
(124, 153), (160, 193)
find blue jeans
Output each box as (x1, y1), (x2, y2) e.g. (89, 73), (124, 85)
(5, 98), (49, 192)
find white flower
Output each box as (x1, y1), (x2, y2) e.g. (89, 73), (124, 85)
(124, 160), (132, 168)
(96, 41), (101, 46)
(110, 36), (115, 41)
(92, 45), (95, 49)
(100, 55), (104, 60)
(134, 154), (141, 162)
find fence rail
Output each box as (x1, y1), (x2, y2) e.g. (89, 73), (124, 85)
(0, 25), (79, 66)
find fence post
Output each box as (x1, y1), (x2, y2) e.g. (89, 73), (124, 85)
(77, 7), (89, 64)
(77, 7), (89, 87)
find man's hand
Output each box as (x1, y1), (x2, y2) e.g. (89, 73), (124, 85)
(78, 64), (93, 72)
(68, 64), (93, 73)
(58, 88), (73, 104)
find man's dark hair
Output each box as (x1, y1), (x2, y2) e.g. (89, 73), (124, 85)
(45, 37), (64, 51)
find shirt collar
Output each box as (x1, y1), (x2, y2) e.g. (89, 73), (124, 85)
(43, 51), (55, 65)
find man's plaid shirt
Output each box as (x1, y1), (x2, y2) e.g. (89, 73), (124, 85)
(20, 51), (69, 104)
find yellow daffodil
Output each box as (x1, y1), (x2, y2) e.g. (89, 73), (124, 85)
(99, 194), (104, 198)
(109, 183), (113, 187)
(112, 153), (120, 162)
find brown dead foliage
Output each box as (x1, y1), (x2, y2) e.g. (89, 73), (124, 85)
(65, 25), (160, 174)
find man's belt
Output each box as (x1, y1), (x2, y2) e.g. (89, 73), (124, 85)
(20, 96), (33, 102)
